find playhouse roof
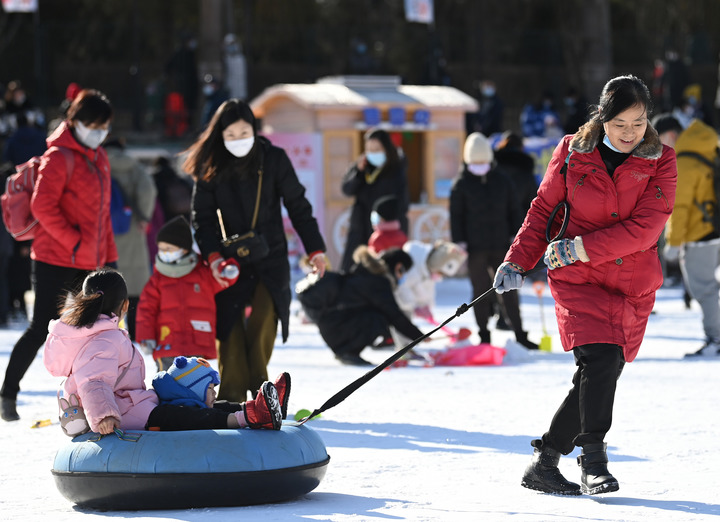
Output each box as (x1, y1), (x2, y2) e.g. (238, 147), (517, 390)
(250, 76), (478, 116)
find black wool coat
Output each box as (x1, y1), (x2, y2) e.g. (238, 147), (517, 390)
(192, 137), (326, 341)
(313, 246), (423, 355)
(449, 166), (523, 253)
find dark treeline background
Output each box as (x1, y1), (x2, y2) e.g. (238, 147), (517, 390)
(1, 0), (718, 135)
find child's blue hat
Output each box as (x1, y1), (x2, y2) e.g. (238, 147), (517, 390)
(166, 356), (220, 403)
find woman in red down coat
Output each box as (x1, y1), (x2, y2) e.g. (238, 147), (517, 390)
(493, 76), (676, 496)
(1, 89), (117, 423)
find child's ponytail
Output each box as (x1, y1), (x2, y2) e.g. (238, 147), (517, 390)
(62, 269), (128, 328)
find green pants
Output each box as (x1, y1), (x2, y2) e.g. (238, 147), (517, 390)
(216, 281), (278, 402)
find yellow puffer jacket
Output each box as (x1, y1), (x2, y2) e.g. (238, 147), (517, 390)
(665, 119), (720, 245)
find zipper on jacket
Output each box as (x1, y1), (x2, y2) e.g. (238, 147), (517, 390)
(654, 185), (670, 210)
(571, 174), (587, 201)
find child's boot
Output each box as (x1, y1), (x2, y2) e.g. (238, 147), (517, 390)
(578, 443), (619, 494)
(244, 381), (282, 430)
(273, 372), (291, 419)
(521, 440), (581, 495)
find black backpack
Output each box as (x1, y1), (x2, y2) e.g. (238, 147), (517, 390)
(295, 271), (345, 323)
(676, 147), (720, 233)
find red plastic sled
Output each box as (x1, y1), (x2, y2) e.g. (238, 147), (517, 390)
(430, 343), (506, 366)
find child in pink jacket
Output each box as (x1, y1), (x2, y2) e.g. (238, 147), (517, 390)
(44, 269), (283, 435)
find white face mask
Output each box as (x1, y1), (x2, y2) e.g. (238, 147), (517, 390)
(468, 163), (491, 176)
(158, 249), (185, 264)
(365, 151), (386, 167)
(370, 211), (381, 227)
(75, 121), (109, 150)
(224, 136), (255, 157)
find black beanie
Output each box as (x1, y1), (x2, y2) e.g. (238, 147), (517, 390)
(373, 195), (399, 221)
(156, 215), (193, 251)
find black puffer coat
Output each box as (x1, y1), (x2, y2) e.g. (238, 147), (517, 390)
(449, 166), (523, 253)
(309, 246), (423, 355)
(494, 148), (538, 216)
(340, 158), (409, 271)
(192, 137), (326, 341)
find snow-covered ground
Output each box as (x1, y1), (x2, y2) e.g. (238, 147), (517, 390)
(1, 277), (719, 522)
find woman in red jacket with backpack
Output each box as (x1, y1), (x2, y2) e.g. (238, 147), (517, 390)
(1, 89), (117, 422)
(493, 76), (676, 495)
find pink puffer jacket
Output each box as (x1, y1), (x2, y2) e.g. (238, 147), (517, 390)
(43, 315), (158, 432)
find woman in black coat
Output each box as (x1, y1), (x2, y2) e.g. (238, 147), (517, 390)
(186, 99), (327, 402)
(450, 132), (537, 350)
(340, 128), (409, 272)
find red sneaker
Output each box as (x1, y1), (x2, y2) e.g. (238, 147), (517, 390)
(243, 381), (282, 430)
(273, 372), (291, 419)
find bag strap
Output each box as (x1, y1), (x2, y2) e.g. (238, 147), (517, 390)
(249, 166), (263, 229)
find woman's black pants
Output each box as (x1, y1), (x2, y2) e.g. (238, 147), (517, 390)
(540, 343), (626, 454)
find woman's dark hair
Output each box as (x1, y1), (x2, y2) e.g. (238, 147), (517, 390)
(590, 75), (653, 123)
(62, 269), (128, 328)
(496, 131), (524, 151)
(66, 89), (113, 126)
(379, 247), (413, 279)
(364, 127), (400, 174)
(183, 98), (258, 181)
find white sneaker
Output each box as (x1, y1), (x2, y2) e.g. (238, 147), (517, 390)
(684, 340), (720, 358)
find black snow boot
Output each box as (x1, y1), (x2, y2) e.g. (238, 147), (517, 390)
(515, 331), (539, 350)
(521, 440), (581, 495)
(1, 397), (19, 422)
(577, 443), (619, 495)
(479, 329), (491, 344)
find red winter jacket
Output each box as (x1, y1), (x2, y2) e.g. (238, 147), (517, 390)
(135, 260), (224, 361)
(30, 121), (117, 269)
(505, 121), (676, 362)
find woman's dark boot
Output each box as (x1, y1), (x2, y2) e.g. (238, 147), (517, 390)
(577, 443), (619, 494)
(521, 440), (581, 495)
(1, 397), (19, 421)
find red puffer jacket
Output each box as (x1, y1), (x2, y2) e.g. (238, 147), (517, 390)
(505, 120), (677, 362)
(30, 121), (117, 269)
(135, 260), (224, 361)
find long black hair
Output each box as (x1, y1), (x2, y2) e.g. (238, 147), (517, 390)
(183, 98), (260, 182)
(62, 269), (128, 328)
(589, 75), (653, 124)
(364, 127), (400, 176)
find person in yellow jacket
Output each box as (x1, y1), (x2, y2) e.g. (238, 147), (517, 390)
(656, 114), (720, 357)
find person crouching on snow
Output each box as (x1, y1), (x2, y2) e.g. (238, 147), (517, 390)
(135, 215), (238, 372)
(148, 356), (290, 431)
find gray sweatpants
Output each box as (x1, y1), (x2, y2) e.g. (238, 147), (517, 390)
(680, 239), (720, 341)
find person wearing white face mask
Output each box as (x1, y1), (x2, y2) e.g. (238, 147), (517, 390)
(340, 127), (410, 272)
(449, 132), (537, 351)
(2, 89), (118, 423)
(183, 99), (327, 402)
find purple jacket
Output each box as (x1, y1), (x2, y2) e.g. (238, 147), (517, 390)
(43, 315), (158, 432)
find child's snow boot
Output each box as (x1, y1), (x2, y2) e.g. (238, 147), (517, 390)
(521, 440), (581, 495)
(578, 443), (619, 494)
(243, 381), (282, 430)
(273, 372), (291, 419)
(515, 330), (539, 350)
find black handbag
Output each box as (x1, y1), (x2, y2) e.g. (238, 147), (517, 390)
(217, 166), (270, 264)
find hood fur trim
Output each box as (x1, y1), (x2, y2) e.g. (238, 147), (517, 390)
(352, 245), (388, 275)
(569, 119), (663, 160)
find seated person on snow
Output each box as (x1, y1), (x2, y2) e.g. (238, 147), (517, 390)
(392, 240), (468, 348)
(368, 195), (408, 255)
(297, 246), (424, 366)
(135, 215), (238, 372)
(148, 355), (291, 430)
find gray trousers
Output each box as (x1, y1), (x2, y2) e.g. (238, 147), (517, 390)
(680, 239), (720, 341)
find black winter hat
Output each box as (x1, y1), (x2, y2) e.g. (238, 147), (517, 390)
(373, 195), (399, 221)
(156, 215), (193, 251)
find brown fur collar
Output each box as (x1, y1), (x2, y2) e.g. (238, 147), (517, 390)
(352, 245), (388, 276)
(569, 119), (663, 160)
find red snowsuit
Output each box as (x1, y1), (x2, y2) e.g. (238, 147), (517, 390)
(136, 260), (224, 361)
(505, 122), (676, 362)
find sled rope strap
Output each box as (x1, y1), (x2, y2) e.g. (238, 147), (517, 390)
(296, 267), (545, 424)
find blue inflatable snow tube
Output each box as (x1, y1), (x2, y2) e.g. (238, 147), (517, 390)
(52, 424), (330, 510)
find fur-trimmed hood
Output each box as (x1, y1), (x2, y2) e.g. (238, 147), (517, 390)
(352, 245), (390, 276)
(569, 118), (663, 160)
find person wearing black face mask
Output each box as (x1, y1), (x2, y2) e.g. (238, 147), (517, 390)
(1, 89), (117, 422)
(183, 99), (327, 403)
